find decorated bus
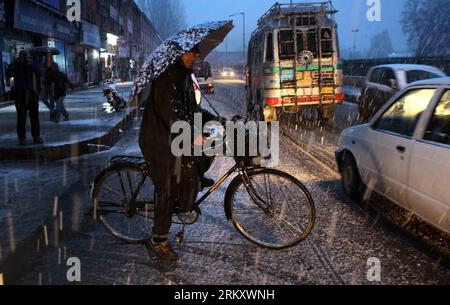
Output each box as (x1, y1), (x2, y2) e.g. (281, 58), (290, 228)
(247, 2), (344, 122)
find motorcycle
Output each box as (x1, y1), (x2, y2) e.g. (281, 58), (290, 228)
(102, 83), (127, 113)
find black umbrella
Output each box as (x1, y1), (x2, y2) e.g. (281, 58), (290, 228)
(29, 46), (61, 55)
(131, 20), (234, 99)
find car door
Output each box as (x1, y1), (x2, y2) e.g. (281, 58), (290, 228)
(361, 68), (397, 121)
(361, 67), (381, 119)
(375, 67), (398, 111)
(383, 68), (399, 100)
(408, 89), (450, 233)
(361, 88), (437, 207)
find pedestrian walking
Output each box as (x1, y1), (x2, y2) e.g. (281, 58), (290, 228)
(40, 52), (59, 121)
(6, 50), (43, 146)
(46, 65), (75, 123)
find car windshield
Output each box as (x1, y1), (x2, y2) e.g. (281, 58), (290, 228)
(406, 70), (443, 84)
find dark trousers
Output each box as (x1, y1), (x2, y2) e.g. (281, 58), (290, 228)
(15, 91), (40, 140)
(153, 156), (214, 237)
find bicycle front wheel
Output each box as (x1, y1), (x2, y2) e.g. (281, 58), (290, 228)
(228, 169), (316, 250)
(92, 164), (155, 244)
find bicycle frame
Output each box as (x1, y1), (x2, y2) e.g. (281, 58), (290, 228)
(195, 164), (239, 207)
(126, 162), (271, 215)
(94, 153), (316, 249)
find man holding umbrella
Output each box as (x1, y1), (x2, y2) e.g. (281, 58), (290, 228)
(139, 45), (217, 261)
(136, 21), (233, 261)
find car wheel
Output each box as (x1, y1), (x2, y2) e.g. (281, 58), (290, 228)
(341, 153), (366, 201)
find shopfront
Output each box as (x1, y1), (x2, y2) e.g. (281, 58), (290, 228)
(11, 0), (77, 76)
(0, 0), (15, 98)
(82, 21), (101, 84)
(0, 39), (7, 99)
(100, 32), (119, 81)
(117, 37), (131, 81)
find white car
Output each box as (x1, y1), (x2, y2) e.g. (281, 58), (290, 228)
(191, 74), (202, 105)
(336, 77), (450, 234)
(220, 67), (235, 78)
(359, 64), (446, 122)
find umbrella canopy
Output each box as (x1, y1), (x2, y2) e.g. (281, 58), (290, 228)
(131, 20), (234, 99)
(29, 46), (61, 55)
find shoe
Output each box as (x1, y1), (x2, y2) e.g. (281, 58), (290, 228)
(18, 139), (27, 146)
(201, 178), (215, 188)
(145, 238), (178, 262)
(34, 138), (44, 144)
(52, 114), (60, 123)
(64, 115), (70, 121)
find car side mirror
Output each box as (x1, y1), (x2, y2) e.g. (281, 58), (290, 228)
(388, 79), (398, 90)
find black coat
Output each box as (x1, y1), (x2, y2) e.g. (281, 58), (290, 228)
(7, 60), (41, 96)
(46, 69), (74, 99)
(139, 62), (216, 211)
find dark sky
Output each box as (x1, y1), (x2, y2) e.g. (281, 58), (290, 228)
(183, 0), (408, 55)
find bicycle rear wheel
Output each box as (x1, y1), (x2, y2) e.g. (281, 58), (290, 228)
(92, 164), (155, 244)
(227, 169), (315, 250)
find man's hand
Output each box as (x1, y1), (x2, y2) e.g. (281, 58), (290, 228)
(193, 135), (205, 146)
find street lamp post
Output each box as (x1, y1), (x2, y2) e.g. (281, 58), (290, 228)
(352, 29), (359, 58)
(229, 12), (246, 67)
(225, 37), (228, 65)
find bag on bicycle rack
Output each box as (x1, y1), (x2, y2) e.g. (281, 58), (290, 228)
(227, 117), (266, 168)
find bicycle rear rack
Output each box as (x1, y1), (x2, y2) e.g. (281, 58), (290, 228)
(109, 155), (147, 167)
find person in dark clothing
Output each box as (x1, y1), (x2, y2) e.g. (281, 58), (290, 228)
(6, 51), (43, 146)
(139, 46), (217, 261)
(46, 65), (75, 122)
(40, 53), (59, 119)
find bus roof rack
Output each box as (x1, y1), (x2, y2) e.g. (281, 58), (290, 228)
(257, 1), (337, 27)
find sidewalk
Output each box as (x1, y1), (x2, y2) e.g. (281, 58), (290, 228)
(0, 100), (14, 109)
(0, 83), (138, 160)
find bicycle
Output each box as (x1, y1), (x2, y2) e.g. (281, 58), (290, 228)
(91, 116), (316, 250)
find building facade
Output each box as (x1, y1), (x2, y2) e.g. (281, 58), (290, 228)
(0, 0), (160, 101)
